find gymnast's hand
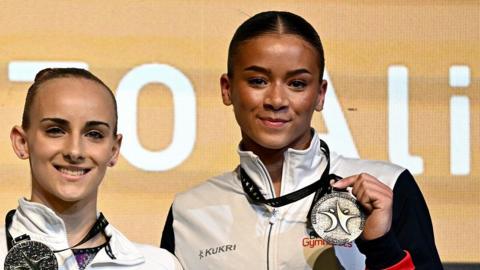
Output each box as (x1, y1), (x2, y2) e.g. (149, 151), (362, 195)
(332, 173), (393, 240)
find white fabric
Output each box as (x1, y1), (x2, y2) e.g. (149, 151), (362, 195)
(0, 198), (182, 270)
(171, 132), (405, 270)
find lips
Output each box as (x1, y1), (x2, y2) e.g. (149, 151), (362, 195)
(54, 165), (91, 177)
(259, 116), (290, 128)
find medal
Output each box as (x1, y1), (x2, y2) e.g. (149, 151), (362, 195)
(4, 210), (111, 270)
(310, 191), (365, 245)
(239, 138), (366, 245)
(4, 240), (58, 270)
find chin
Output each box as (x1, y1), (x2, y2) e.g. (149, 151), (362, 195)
(56, 194), (85, 203)
(55, 188), (89, 203)
(256, 137), (293, 150)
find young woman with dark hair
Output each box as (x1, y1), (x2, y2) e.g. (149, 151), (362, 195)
(162, 11), (441, 269)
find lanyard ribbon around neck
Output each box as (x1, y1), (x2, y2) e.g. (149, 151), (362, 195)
(5, 210), (109, 253)
(239, 140), (341, 209)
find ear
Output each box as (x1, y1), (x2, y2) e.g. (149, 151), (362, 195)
(10, 126), (29, 160)
(108, 134), (123, 167)
(220, 74), (233, 106)
(314, 79), (328, 111)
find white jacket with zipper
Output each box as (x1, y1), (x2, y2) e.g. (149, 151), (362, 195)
(1, 198), (182, 270)
(162, 131), (441, 269)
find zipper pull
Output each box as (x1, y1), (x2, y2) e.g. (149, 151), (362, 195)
(269, 208), (279, 224)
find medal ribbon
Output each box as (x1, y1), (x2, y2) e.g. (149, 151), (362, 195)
(240, 139), (340, 208)
(5, 210), (109, 252)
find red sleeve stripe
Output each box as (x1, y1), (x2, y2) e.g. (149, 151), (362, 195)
(384, 251), (414, 270)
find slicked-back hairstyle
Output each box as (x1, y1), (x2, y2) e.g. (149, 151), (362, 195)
(22, 68), (118, 135)
(227, 11), (325, 79)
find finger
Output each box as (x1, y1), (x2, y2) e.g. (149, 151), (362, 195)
(353, 181), (392, 203)
(355, 189), (389, 211)
(350, 175), (392, 211)
(356, 188), (393, 215)
(350, 173), (391, 195)
(354, 189), (373, 213)
(351, 179), (391, 200)
(331, 175), (358, 189)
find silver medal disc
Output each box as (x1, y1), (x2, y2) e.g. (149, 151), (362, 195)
(310, 191), (365, 245)
(4, 240), (58, 270)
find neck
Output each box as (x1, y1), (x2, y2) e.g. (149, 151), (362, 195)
(260, 149), (285, 197)
(57, 201), (98, 247)
(241, 142), (286, 197)
(241, 132), (314, 197)
(30, 187), (105, 247)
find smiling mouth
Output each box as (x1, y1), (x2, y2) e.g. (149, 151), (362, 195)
(259, 117), (290, 128)
(54, 166), (91, 176)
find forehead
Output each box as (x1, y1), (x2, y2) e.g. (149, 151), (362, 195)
(31, 77), (115, 123)
(234, 34), (320, 72)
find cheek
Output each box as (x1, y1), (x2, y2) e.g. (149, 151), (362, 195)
(232, 93), (259, 122)
(293, 94), (318, 115)
(28, 142), (59, 161)
(89, 144), (115, 165)
(233, 86), (262, 107)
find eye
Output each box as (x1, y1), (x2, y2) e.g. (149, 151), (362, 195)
(45, 127), (65, 137)
(85, 130), (105, 140)
(247, 77), (268, 88)
(289, 80), (307, 90)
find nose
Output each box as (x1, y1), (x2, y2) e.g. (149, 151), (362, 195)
(63, 134), (85, 163)
(264, 83), (288, 111)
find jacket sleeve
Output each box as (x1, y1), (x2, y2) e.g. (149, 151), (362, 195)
(160, 206), (176, 254)
(356, 170), (443, 269)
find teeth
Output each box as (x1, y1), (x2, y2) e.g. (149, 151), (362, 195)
(59, 167), (87, 176)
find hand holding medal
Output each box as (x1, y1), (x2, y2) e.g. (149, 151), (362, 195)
(331, 173), (393, 241)
(309, 182), (366, 246)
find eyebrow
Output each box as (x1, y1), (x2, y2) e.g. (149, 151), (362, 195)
(40, 118), (110, 129)
(244, 65), (271, 75)
(244, 65), (312, 77)
(40, 118), (69, 126)
(285, 68), (312, 77)
(85, 121), (111, 129)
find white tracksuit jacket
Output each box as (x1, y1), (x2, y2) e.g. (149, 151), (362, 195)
(162, 132), (441, 269)
(1, 198), (182, 270)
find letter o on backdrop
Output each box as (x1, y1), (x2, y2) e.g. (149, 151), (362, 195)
(116, 63), (196, 171)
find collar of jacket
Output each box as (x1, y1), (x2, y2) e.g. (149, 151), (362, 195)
(9, 198), (145, 267)
(237, 129), (328, 201)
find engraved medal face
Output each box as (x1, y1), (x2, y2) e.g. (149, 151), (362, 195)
(310, 192), (365, 245)
(4, 240), (58, 270)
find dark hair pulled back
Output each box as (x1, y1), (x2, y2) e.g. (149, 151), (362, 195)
(227, 11), (325, 79)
